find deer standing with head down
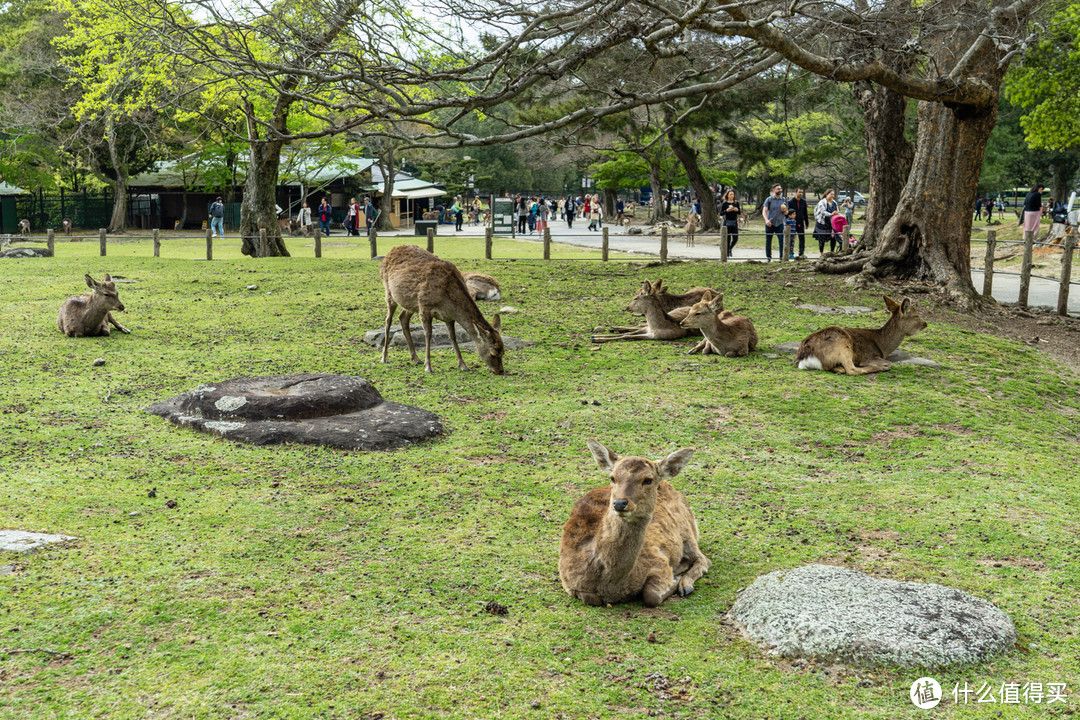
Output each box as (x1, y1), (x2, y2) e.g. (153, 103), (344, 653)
(380, 245), (504, 374)
(559, 440), (711, 607)
(57, 274), (130, 337)
(796, 295), (927, 374)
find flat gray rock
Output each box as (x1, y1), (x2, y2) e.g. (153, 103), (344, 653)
(796, 304), (874, 315)
(0, 530), (76, 554)
(728, 564), (1016, 668)
(0, 565), (13, 575)
(363, 326), (532, 352)
(772, 341), (940, 369)
(146, 373), (442, 451)
(0, 246), (52, 258)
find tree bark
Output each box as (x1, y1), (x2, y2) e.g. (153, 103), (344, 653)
(602, 187), (617, 219)
(823, 100), (999, 303)
(104, 115), (129, 233)
(240, 101), (290, 257)
(666, 127), (719, 230)
(376, 145), (396, 232)
(852, 80), (914, 250)
(647, 160), (665, 225)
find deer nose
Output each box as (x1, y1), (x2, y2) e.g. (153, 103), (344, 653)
(613, 498), (629, 512)
(116, 303), (125, 311)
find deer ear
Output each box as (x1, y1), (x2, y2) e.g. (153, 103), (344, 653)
(900, 298), (911, 314)
(700, 289), (715, 302)
(587, 439), (618, 473)
(709, 294), (724, 313)
(492, 313), (501, 332)
(883, 295), (899, 313)
(85, 274), (96, 289)
(657, 448), (695, 480)
(103, 273), (112, 282)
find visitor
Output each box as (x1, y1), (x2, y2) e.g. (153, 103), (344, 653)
(537, 197), (550, 234)
(720, 189), (741, 254)
(831, 208), (849, 250)
(318, 198), (332, 235)
(784, 207), (799, 258)
(762, 183), (786, 261)
(565, 195), (576, 229)
(984, 196), (994, 223)
(615, 197), (625, 225)
(346, 197), (359, 236)
(517, 196), (528, 234)
(298, 201), (311, 234)
(588, 195), (602, 231)
(843, 197), (854, 228)
(364, 198), (378, 232)
(787, 188), (809, 259)
(527, 198), (537, 234)
(208, 196), (225, 238)
(814, 189), (839, 253)
(974, 195), (983, 221)
(452, 196), (464, 231)
(1023, 185), (1044, 235)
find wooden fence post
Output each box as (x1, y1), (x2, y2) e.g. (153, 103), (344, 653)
(543, 227), (551, 260)
(314, 227), (322, 258)
(206, 228), (213, 261)
(1019, 230), (1035, 307)
(153, 228), (160, 258)
(982, 229), (996, 297)
(660, 226), (668, 264)
(259, 228), (267, 258)
(1058, 234), (1076, 316)
(99, 228), (106, 257)
(602, 227), (609, 261)
(47, 229), (54, 256)
(485, 227), (493, 260)
(720, 226), (728, 262)
(781, 226), (790, 262)
(426, 227), (434, 253)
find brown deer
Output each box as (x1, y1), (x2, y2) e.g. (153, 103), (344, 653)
(18, 219), (30, 236)
(380, 245), (504, 374)
(461, 271), (501, 301)
(559, 439), (711, 607)
(61, 218), (72, 236)
(653, 279), (715, 313)
(796, 295), (927, 374)
(684, 212), (699, 247)
(681, 293), (758, 357)
(57, 274), (130, 337)
(592, 280), (698, 343)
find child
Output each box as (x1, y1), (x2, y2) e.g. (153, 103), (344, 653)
(784, 208), (798, 258)
(830, 211), (849, 253)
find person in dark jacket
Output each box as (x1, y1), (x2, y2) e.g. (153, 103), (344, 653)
(787, 188), (809, 258)
(318, 198), (332, 235)
(364, 197), (378, 231)
(1022, 185), (1044, 235)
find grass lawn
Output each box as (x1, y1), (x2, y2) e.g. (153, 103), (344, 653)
(1, 248), (1078, 719)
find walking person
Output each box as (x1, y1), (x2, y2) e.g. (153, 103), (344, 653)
(363, 197), (378, 232)
(762, 184), (786, 261)
(974, 195), (983, 221)
(787, 188), (809, 258)
(452, 196), (464, 231)
(517, 196), (528, 234)
(720, 189), (741, 255)
(984, 197), (994, 223)
(346, 197), (359, 236)
(298, 201), (312, 235)
(565, 195), (576, 229)
(814, 189), (839, 253)
(537, 197), (550, 234)
(1023, 185), (1044, 235)
(615, 196), (625, 225)
(317, 198), (332, 235)
(208, 196), (225, 238)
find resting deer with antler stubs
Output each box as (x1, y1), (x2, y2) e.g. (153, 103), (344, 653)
(681, 293), (758, 357)
(57, 274), (130, 337)
(559, 440), (711, 607)
(380, 245), (504, 374)
(592, 280), (699, 343)
(796, 295), (927, 375)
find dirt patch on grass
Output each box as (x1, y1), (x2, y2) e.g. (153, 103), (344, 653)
(977, 556), (1049, 571)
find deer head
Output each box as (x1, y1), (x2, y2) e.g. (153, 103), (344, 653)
(586, 440), (694, 519)
(680, 293), (724, 330)
(883, 295), (926, 338)
(476, 313), (505, 374)
(86, 273), (125, 312)
(626, 281), (659, 315)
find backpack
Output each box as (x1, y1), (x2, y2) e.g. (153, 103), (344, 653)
(211, 202), (223, 218)
(1051, 202), (1068, 224)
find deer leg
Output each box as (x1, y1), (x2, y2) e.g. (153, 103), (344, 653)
(445, 319), (470, 371)
(687, 339), (708, 355)
(420, 311), (435, 373)
(591, 330), (653, 343)
(608, 324), (646, 333)
(642, 570), (680, 608)
(675, 549), (712, 598)
(381, 299), (398, 364)
(106, 312), (130, 334)
(856, 359), (893, 374)
(97, 321), (111, 337)
(399, 310), (421, 363)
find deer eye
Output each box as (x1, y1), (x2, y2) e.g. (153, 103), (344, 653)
(609, 476), (617, 484)
(642, 478), (653, 486)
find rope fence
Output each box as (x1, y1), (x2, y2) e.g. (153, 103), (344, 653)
(972, 229), (1078, 316)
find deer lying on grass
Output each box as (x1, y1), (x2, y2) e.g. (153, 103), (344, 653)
(559, 439), (711, 607)
(796, 295), (927, 374)
(461, 272), (501, 301)
(684, 212), (698, 247)
(592, 280), (701, 343)
(681, 293), (758, 357)
(57, 274), (130, 337)
(604, 279), (717, 334)
(380, 245), (504, 374)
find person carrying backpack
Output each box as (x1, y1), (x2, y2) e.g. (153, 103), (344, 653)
(208, 197), (225, 238)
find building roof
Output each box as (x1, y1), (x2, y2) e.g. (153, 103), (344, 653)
(0, 181), (26, 196)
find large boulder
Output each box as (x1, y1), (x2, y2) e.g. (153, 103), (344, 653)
(728, 564), (1016, 668)
(146, 374), (442, 451)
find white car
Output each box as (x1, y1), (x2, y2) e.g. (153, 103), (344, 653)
(836, 191), (868, 206)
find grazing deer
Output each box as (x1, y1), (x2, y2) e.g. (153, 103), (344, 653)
(18, 219), (30, 236)
(461, 271), (502, 301)
(559, 439), (711, 607)
(380, 245), (504, 374)
(61, 218), (72, 236)
(796, 295), (927, 375)
(57, 274), (130, 337)
(684, 212), (699, 247)
(592, 280), (697, 343)
(680, 293), (758, 357)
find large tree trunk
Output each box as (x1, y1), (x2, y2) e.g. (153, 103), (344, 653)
(376, 146), (396, 232)
(602, 187), (617, 220)
(240, 102), (290, 258)
(647, 160), (665, 225)
(104, 115), (128, 233)
(666, 127), (719, 230)
(1050, 156), (1079, 203)
(823, 99), (998, 303)
(853, 81), (913, 250)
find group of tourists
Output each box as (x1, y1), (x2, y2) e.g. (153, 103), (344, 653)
(512, 194), (605, 233)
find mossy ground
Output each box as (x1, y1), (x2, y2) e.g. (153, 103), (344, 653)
(1, 235), (1077, 719)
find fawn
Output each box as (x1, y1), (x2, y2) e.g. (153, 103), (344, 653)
(559, 440), (711, 607)
(380, 245), (504, 374)
(680, 293), (758, 357)
(57, 274), (130, 337)
(796, 295), (927, 374)
(684, 212), (698, 247)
